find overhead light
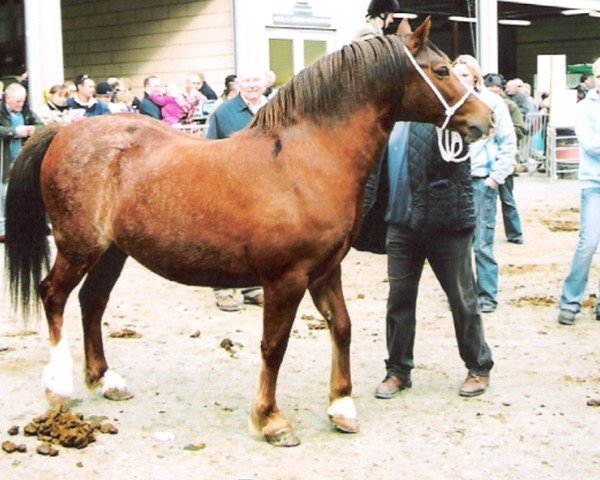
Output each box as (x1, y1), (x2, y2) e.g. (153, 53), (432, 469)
(393, 13), (417, 19)
(449, 16), (477, 23)
(589, 11), (600, 18)
(499, 19), (531, 26)
(561, 9), (591, 15)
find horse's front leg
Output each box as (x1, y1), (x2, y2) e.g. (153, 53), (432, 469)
(249, 274), (307, 447)
(309, 265), (359, 434)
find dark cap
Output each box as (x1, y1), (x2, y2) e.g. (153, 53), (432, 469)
(96, 81), (113, 96)
(367, 0), (399, 17)
(484, 73), (505, 89)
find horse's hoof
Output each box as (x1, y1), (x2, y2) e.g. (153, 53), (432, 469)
(265, 429), (301, 447)
(103, 387), (134, 401)
(329, 415), (359, 434)
(45, 389), (71, 407)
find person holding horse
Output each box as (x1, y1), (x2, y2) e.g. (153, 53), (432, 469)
(354, 0), (398, 41)
(453, 55), (517, 314)
(205, 66), (267, 311)
(356, 117), (495, 398)
(0, 82), (43, 242)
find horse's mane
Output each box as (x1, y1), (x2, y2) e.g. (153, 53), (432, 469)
(250, 35), (408, 136)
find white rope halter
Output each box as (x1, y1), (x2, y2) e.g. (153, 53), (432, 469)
(403, 45), (472, 162)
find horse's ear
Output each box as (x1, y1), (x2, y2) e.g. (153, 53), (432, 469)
(405, 16), (431, 54)
(396, 18), (412, 36)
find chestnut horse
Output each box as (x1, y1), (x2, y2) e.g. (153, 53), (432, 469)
(5, 19), (491, 446)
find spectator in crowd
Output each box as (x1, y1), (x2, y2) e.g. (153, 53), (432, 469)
(197, 71), (217, 100)
(354, 0), (398, 41)
(38, 84), (68, 124)
(263, 70), (278, 99)
(506, 78), (537, 120)
(64, 80), (76, 99)
(484, 73), (526, 244)
(138, 75), (163, 120)
(110, 78), (136, 113)
(65, 73), (111, 120)
(205, 66), (267, 311)
(183, 72), (207, 106)
(453, 55), (517, 314)
(0, 82), (43, 241)
(558, 57), (600, 326)
(95, 81), (114, 109)
(575, 75), (591, 103)
(148, 82), (199, 126)
(219, 74), (238, 101)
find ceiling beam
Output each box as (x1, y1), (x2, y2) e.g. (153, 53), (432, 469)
(499, 0), (600, 10)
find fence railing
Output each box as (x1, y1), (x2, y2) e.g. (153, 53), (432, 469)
(519, 111), (579, 179)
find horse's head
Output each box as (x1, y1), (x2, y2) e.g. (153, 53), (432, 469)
(397, 18), (493, 143)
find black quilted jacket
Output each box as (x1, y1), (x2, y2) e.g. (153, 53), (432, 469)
(353, 123), (475, 254)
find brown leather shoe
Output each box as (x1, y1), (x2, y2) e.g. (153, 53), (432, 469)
(243, 293), (264, 307)
(459, 374), (489, 397)
(374, 375), (412, 399)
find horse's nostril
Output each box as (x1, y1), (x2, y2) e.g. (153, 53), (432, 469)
(468, 125), (483, 140)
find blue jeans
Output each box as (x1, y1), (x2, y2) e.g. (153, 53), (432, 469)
(560, 187), (600, 316)
(0, 182), (7, 236)
(472, 179), (499, 305)
(499, 175), (523, 242)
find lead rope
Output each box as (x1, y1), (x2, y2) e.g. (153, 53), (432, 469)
(403, 45), (472, 163)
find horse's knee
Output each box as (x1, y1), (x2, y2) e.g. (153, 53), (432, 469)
(331, 319), (351, 347)
(260, 339), (289, 363)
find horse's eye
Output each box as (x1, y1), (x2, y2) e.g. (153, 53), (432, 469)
(435, 66), (450, 77)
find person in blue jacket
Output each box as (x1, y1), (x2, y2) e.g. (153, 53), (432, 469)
(65, 74), (111, 119)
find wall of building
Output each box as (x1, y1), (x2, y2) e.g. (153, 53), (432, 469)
(516, 15), (600, 89)
(61, 0), (233, 96)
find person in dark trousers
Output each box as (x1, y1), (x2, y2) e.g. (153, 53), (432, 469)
(354, 121), (494, 399)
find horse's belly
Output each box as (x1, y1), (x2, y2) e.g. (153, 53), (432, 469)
(123, 242), (260, 288)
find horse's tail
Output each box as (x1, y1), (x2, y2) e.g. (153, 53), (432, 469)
(5, 123), (60, 318)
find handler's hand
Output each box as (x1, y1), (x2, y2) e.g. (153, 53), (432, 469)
(485, 177), (498, 190)
(15, 125), (33, 138)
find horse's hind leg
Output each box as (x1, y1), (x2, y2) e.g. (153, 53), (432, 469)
(40, 252), (92, 405)
(309, 265), (359, 434)
(78, 244), (132, 401)
(249, 273), (307, 447)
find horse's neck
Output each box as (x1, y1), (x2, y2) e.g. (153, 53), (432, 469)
(321, 106), (392, 185)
